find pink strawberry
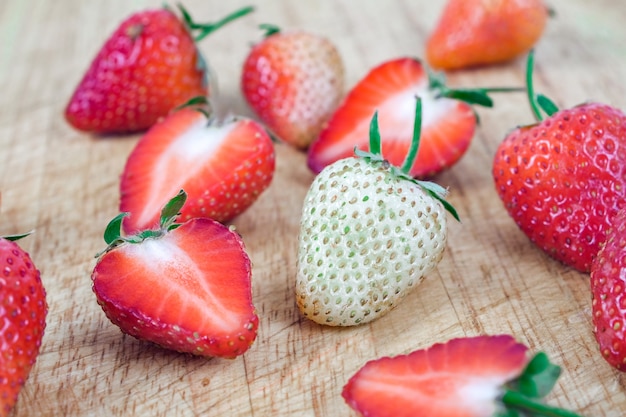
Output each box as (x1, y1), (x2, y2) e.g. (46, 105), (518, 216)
(591, 208), (626, 371)
(307, 57), (517, 178)
(342, 335), (582, 417)
(65, 5), (253, 134)
(0, 234), (47, 417)
(92, 191), (258, 358)
(241, 24), (345, 149)
(119, 103), (275, 234)
(492, 51), (626, 272)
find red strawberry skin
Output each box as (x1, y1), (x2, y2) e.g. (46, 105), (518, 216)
(591, 208), (626, 371)
(92, 217), (258, 358)
(119, 108), (275, 234)
(307, 57), (475, 178)
(241, 30), (344, 149)
(0, 238), (47, 417)
(493, 103), (626, 273)
(342, 335), (528, 417)
(426, 0), (549, 70)
(65, 8), (207, 134)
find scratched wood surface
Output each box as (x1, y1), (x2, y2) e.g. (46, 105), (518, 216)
(1, 0), (626, 415)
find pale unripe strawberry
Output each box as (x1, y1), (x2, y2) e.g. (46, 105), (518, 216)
(296, 99), (458, 326)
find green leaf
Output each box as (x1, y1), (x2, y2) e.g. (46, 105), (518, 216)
(514, 352), (562, 399)
(259, 23), (281, 37)
(160, 190), (187, 229)
(537, 94), (559, 117)
(368, 111), (382, 156)
(400, 97), (422, 174)
(1, 231), (33, 241)
(441, 89), (494, 107)
(190, 5), (255, 42)
(103, 213), (128, 245)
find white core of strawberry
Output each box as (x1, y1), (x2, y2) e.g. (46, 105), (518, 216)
(134, 118), (237, 227)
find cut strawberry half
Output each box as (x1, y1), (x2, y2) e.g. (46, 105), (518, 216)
(342, 335), (583, 417)
(119, 106), (275, 233)
(92, 191), (258, 358)
(307, 57), (477, 178)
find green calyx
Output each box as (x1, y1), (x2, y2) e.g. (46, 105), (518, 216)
(258, 23), (281, 37)
(427, 66), (524, 111)
(525, 49), (560, 121)
(496, 352), (585, 417)
(1, 231), (32, 241)
(354, 97), (460, 221)
(177, 4), (255, 42)
(174, 95), (214, 121)
(95, 190), (186, 258)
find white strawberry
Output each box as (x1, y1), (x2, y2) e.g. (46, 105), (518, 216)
(296, 98), (458, 326)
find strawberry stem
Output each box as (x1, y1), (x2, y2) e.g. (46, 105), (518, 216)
(525, 50), (560, 121)
(178, 5), (255, 42)
(501, 390), (585, 417)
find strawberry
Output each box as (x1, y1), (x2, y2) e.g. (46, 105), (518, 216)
(307, 57), (518, 179)
(0, 233), (47, 417)
(426, 0), (550, 70)
(590, 208), (626, 371)
(492, 51), (626, 273)
(296, 98), (458, 326)
(65, 5), (254, 134)
(119, 101), (275, 234)
(241, 24), (345, 149)
(342, 335), (583, 417)
(92, 191), (258, 358)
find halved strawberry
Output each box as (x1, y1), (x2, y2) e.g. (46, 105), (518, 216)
(307, 57), (515, 178)
(92, 191), (258, 358)
(342, 335), (583, 417)
(120, 105), (275, 234)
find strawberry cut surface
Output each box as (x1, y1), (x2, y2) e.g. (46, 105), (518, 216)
(307, 57), (475, 178)
(120, 108), (275, 233)
(342, 335), (528, 417)
(92, 217), (258, 358)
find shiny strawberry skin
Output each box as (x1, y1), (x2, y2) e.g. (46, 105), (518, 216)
(307, 57), (476, 178)
(92, 217), (258, 359)
(426, 0), (549, 70)
(493, 103), (626, 272)
(591, 208), (626, 371)
(65, 8), (207, 134)
(119, 108), (275, 234)
(241, 30), (344, 149)
(0, 238), (47, 417)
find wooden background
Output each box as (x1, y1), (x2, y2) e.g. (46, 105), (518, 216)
(1, 0), (625, 415)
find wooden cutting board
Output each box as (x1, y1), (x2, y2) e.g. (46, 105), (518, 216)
(1, 0), (625, 415)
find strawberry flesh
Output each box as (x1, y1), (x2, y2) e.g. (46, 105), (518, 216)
(120, 108), (275, 233)
(92, 217), (258, 358)
(307, 57), (475, 178)
(342, 335), (528, 417)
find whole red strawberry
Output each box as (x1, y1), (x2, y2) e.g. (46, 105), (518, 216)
(119, 101), (275, 233)
(426, 0), (549, 70)
(591, 208), (626, 371)
(92, 191), (258, 358)
(0, 234), (47, 417)
(493, 52), (626, 272)
(65, 5), (253, 134)
(241, 24), (344, 149)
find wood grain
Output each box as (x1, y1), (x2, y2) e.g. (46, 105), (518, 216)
(1, 0), (626, 415)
